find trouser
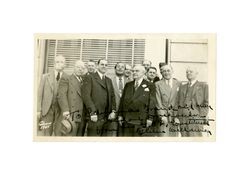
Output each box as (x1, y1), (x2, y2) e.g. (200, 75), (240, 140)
(179, 116), (204, 137)
(156, 116), (180, 137)
(120, 121), (150, 137)
(105, 120), (118, 136)
(37, 104), (60, 136)
(87, 119), (108, 136)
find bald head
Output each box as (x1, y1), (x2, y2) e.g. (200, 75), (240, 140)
(186, 66), (198, 81)
(132, 65), (146, 80)
(142, 60), (152, 71)
(54, 55), (66, 72)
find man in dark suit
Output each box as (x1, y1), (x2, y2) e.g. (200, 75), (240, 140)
(118, 65), (156, 136)
(155, 65), (180, 137)
(37, 55), (68, 136)
(177, 67), (209, 137)
(82, 59), (116, 136)
(55, 60), (88, 136)
(110, 62), (131, 136)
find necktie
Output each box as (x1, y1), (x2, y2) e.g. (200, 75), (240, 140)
(56, 72), (60, 81)
(134, 81), (139, 91)
(77, 75), (82, 83)
(118, 77), (123, 96)
(118, 77), (123, 90)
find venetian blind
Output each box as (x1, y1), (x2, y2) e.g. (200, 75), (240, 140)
(45, 38), (145, 74)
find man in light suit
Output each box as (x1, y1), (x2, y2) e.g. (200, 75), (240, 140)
(110, 62), (130, 136)
(118, 65), (156, 136)
(82, 59), (116, 136)
(37, 55), (68, 136)
(155, 65), (180, 136)
(177, 67), (209, 137)
(55, 60), (88, 136)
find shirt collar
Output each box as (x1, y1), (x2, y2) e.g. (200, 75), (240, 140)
(97, 71), (104, 79)
(189, 79), (197, 86)
(135, 77), (144, 86)
(165, 78), (173, 87)
(54, 70), (62, 78)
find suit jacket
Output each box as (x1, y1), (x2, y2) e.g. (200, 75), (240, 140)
(57, 74), (87, 120)
(111, 76), (129, 111)
(37, 71), (68, 116)
(118, 79), (156, 124)
(155, 79), (180, 117)
(178, 81), (209, 117)
(82, 72), (116, 118)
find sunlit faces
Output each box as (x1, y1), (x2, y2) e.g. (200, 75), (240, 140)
(115, 63), (125, 76)
(186, 67), (198, 81)
(132, 65), (146, 80)
(124, 64), (132, 77)
(147, 68), (157, 81)
(74, 60), (87, 76)
(54, 55), (66, 72)
(87, 61), (96, 73)
(161, 65), (173, 80)
(97, 59), (108, 74)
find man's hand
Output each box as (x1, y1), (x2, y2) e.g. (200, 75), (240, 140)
(90, 114), (98, 122)
(161, 116), (168, 124)
(108, 111), (116, 120)
(146, 119), (152, 127)
(118, 116), (123, 126)
(63, 111), (70, 120)
(173, 117), (180, 125)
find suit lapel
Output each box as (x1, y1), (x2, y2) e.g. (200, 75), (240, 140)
(170, 79), (178, 102)
(70, 75), (81, 97)
(94, 72), (106, 89)
(112, 76), (119, 93)
(132, 79), (147, 100)
(47, 71), (54, 91)
(191, 81), (199, 97)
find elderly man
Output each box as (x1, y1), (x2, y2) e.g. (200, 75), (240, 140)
(82, 59), (116, 136)
(155, 65), (180, 136)
(55, 60), (88, 136)
(177, 67), (209, 137)
(124, 64), (133, 82)
(118, 65), (156, 136)
(37, 55), (69, 136)
(142, 60), (152, 71)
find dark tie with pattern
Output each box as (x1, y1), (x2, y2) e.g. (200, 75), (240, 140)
(119, 77), (123, 96)
(56, 72), (60, 81)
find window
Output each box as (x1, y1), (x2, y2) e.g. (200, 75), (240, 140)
(45, 38), (145, 75)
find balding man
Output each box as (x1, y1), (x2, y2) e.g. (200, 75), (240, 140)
(155, 65), (180, 136)
(177, 67), (209, 137)
(118, 65), (156, 136)
(37, 55), (69, 136)
(56, 60), (88, 136)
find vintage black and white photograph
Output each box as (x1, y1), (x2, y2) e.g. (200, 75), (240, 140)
(34, 33), (216, 141)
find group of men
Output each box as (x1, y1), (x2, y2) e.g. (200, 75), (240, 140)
(37, 56), (209, 137)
